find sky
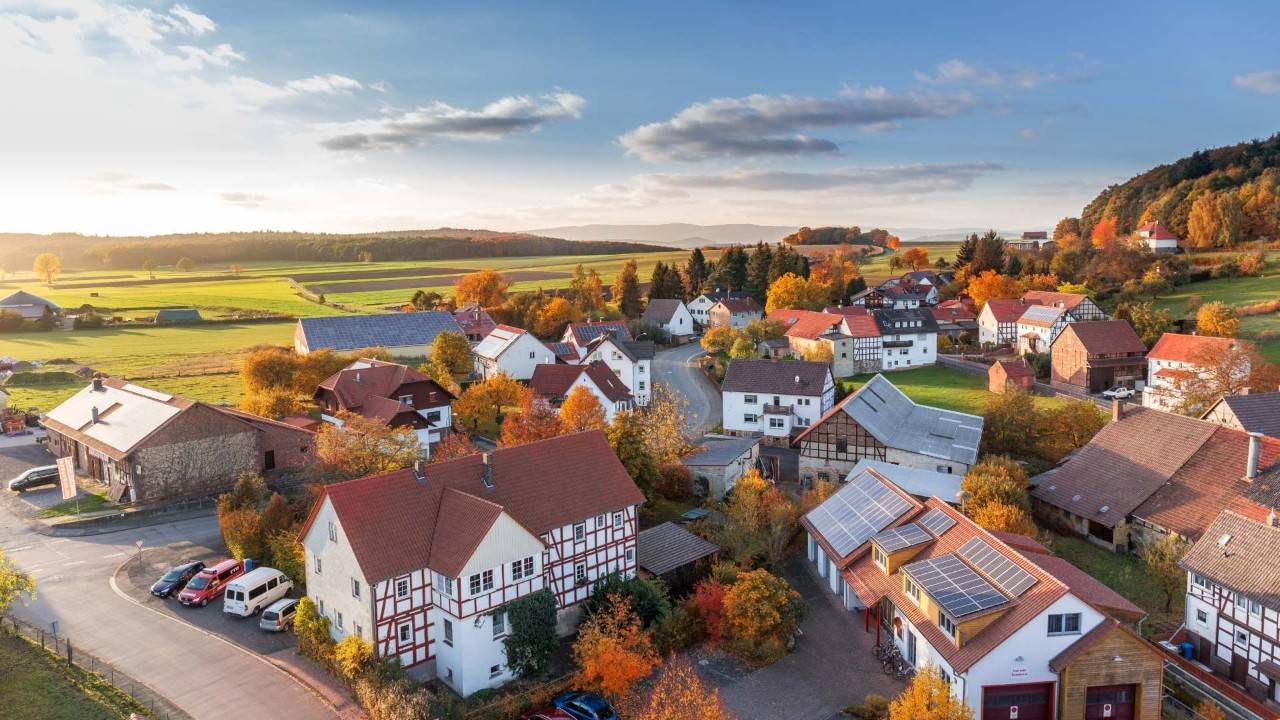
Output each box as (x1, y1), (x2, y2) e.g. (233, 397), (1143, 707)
(3, 0), (1280, 236)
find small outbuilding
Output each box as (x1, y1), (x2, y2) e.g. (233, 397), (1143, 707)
(637, 522), (718, 592)
(682, 435), (762, 499)
(154, 308), (202, 325)
(989, 358), (1035, 393)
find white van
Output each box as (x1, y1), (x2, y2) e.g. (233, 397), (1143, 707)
(222, 567), (293, 617)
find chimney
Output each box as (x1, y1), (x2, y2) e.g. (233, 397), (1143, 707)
(1111, 398), (1123, 422)
(1269, 509), (1278, 528)
(92, 377), (103, 392)
(412, 459), (425, 483)
(1246, 432), (1263, 481)
(481, 452), (494, 489)
(91, 406), (100, 424)
(354, 371), (361, 383)
(1240, 387), (1252, 396)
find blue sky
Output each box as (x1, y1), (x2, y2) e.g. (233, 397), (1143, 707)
(3, 0), (1279, 235)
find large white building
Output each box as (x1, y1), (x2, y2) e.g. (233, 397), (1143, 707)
(721, 359), (834, 444)
(1136, 221), (1180, 253)
(299, 431), (645, 697)
(1143, 333), (1248, 413)
(472, 325), (558, 381)
(575, 332), (655, 407)
(872, 308), (939, 371)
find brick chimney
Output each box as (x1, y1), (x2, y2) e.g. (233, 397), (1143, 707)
(92, 377), (103, 392)
(1111, 398), (1123, 422)
(412, 459), (425, 483)
(1246, 432), (1263, 481)
(481, 452), (494, 489)
(1240, 387), (1252, 396)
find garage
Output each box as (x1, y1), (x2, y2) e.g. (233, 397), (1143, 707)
(1085, 684), (1135, 720)
(981, 682), (1054, 720)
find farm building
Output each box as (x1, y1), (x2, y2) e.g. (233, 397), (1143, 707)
(681, 435), (761, 499)
(154, 308), (202, 325)
(0, 290), (60, 320)
(294, 311), (463, 357)
(1201, 389), (1280, 439)
(989, 359), (1035, 393)
(1049, 321), (1147, 394)
(636, 522), (718, 591)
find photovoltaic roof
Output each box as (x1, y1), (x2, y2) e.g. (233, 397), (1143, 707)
(958, 538), (1038, 597)
(871, 522), (931, 553)
(805, 471), (913, 558)
(903, 555), (1008, 618)
(918, 507), (957, 537)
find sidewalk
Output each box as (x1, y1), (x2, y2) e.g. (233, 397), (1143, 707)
(266, 649), (367, 720)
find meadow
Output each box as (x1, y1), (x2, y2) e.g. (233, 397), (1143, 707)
(839, 364), (1066, 416)
(1149, 268), (1280, 361)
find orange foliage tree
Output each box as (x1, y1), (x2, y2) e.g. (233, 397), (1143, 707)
(693, 579), (727, 643)
(453, 373), (524, 434)
(890, 666), (973, 720)
(900, 246), (930, 270)
(1090, 216), (1119, 250)
(430, 433), (479, 464)
(560, 384), (608, 433)
(965, 270), (1022, 309)
(625, 656), (735, 720)
(500, 391), (564, 447)
(315, 411), (422, 480)
(454, 269), (512, 308)
(572, 598), (659, 702)
(721, 568), (804, 663)
(886, 235), (901, 250)
(971, 501), (1037, 536)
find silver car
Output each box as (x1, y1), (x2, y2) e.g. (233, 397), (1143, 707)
(259, 598), (298, 632)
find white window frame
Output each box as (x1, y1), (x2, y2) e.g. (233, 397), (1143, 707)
(395, 577), (410, 599)
(328, 521), (337, 543)
(574, 522), (586, 541)
(492, 611), (506, 638)
(314, 556), (322, 574)
(575, 562), (587, 584)
(398, 622), (412, 644)
(443, 618), (453, 646)
(351, 578), (361, 599)
(613, 511), (623, 529)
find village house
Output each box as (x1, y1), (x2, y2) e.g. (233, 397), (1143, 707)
(769, 308), (883, 378)
(1201, 389), (1280, 439)
(1007, 230), (1048, 251)
(688, 290), (750, 327)
(453, 303), (497, 343)
(720, 359), (834, 445)
(1031, 403), (1280, 552)
(472, 325), (558, 381)
(844, 459), (964, 503)
(681, 435), (762, 499)
(989, 359), (1035, 394)
(1022, 291), (1108, 322)
(298, 431), (645, 697)
(294, 312), (463, 357)
(873, 307), (938, 370)
(640, 298), (694, 341)
(1016, 304), (1072, 355)
(795, 373), (982, 486)
(575, 332), (654, 406)
(1143, 333), (1248, 413)
(528, 361), (634, 421)
(849, 287), (886, 309)
(978, 298), (1039, 346)
(1049, 320), (1148, 394)
(875, 278), (931, 308)
(706, 297), (762, 330)
(561, 320), (632, 350)
(931, 300), (979, 342)
(314, 359), (454, 455)
(1179, 510), (1280, 706)
(803, 470), (1162, 720)
(1136, 221), (1180, 253)
(42, 378), (314, 504)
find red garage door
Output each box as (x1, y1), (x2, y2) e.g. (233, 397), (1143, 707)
(982, 683), (1053, 720)
(1086, 684), (1135, 720)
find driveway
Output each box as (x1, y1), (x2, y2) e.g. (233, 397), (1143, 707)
(713, 555), (906, 720)
(654, 342), (720, 438)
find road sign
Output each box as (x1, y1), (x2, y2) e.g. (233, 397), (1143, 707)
(135, 540), (144, 550)
(55, 456), (76, 501)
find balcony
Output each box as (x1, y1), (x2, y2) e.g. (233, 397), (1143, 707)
(762, 403), (793, 416)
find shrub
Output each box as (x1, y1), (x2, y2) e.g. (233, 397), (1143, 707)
(1237, 250), (1267, 276)
(73, 312), (105, 329)
(652, 601), (702, 653)
(334, 635), (376, 683)
(582, 573), (672, 628)
(845, 694), (890, 720)
(0, 310), (23, 333)
(502, 589), (559, 678)
(721, 568), (805, 663)
(294, 597), (334, 666)
(353, 677), (432, 720)
(653, 462), (694, 500)
(1210, 260), (1241, 279)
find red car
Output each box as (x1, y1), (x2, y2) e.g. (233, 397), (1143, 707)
(178, 559), (243, 607)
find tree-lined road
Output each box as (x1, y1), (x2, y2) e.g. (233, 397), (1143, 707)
(655, 341), (720, 439)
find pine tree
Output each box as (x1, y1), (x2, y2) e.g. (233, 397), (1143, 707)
(613, 259), (643, 318)
(684, 248), (708, 298)
(745, 243), (774, 302)
(953, 234), (976, 270)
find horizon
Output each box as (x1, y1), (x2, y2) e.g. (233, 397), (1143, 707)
(4, 1), (1280, 235)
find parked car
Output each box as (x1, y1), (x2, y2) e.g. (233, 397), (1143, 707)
(178, 559), (243, 607)
(259, 598), (299, 632)
(8, 465), (59, 492)
(1102, 386), (1135, 399)
(150, 561), (204, 598)
(223, 567), (292, 617)
(552, 692), (618, 720)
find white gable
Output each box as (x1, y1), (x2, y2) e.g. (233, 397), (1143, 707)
(457, 511), (546, 578)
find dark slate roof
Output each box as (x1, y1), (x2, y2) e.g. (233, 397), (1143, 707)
(683, 436), (760, 467)
(637, 522), (718, 575)
(1212, 392), (1280, 439)
(872, 307), (939, 334)
(297, 311), (462, 353)
(154, 308), (202, 324)
(622, 340), (656, 360)
(641, 298), (686, 324)
(700, 290), (751, 302)
(567, 321), (632, 346)
(721, 359), (830, 396)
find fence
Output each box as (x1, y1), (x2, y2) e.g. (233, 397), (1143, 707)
(0, 614), (192, 720)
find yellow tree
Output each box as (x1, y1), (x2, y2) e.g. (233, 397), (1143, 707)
(971, 501), (1037, 536)
(453, 373), (524, 433)
(962, 456), (1030, 515)
(721, 568), (804, 663)
(315, 411), (422, 480)
(560, 385), (607, 433)
(533, 296), (583, 339)
(638, 384), (692, 468)
(430, 330), (474, 380)
(1196, 301), (1239, 337)
(965, 270), (1022, 309)
(701, 326), (739, 356)
(573, 598), (658, 702)
(626, 656), (735, 720)
(32, 253), (61, 285)
(765, 273), (830, 313)
(239, 387), (306, 419)
(0, 550), (36, 613)
(1187, 193), (1220, 250)
(889, 666), (973, 720)
(454, 269), (511, 307)
(240, 347), (302, 393)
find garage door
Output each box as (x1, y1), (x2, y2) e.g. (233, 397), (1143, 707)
(982, 683), (1053, 720)
(1086, 684), (1135, 720)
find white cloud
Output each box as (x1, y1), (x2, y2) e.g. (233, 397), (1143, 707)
(85, 172), (178, 192)
(168, 4), (216, 35)
(1234, 70), (1280, 95)
(286, 74), (363, 95)
(618, 88), (971, 162)
(317, 91), (586, 151)
(170, 43), (243, 69)
(643, 163), (1001, 193)
(914, 59), (1001, 85)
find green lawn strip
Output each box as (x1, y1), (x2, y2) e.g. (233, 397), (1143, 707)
(0, 632), (152, 720)
(839, 365), (1066, 416)
(1046, 533), (1183, 631)
(39, 491), (115, 518)
(5, 373), (244, 413)
(0, 321), (294, 372)
(642, 497), (699, 527)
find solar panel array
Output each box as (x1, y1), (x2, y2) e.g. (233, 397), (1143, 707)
(904, 555), (1008, 618)
(806, 473), (913, 557)
(958, 538), (1038, 597)
(871, 523), (931, 553)
(918, 507), (956, 537)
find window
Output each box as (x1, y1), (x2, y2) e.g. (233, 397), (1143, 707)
(769, 417), (785, 429)
(443, 619), (453, 646)
(575, 563), (587, 584)
(626, 548), (634, 563)
(1236, 594), (1247, 611)
(1236, 629), (1248, 646)
(873, 546), (887, 568)
(469, 570), (494, 595)
(574, 523), (586, 541)
(434, 572), (453, 597)
(398, 622), (412, 643)
(1196, 609), (1208, 624)
(596, 514), (606, 527)
(396, 578), (410, 599)
(936, 465), (953, 474)
(904, 577), (921, 603)
(328, 521), (337, 543)
(744, 395), (758, 404)
(317, 599), (324, 615)
(314, 556), (323, 574)
(938, 611), (956, 638)
(489, 664), (502, 678)
(638, 381), (646, 390)
(335, 611), (344, 630)
(528, 351), (535, 359)
(511, 556), (534, 581)
(351, 578), (361, 599)
(743, 414), (758, 424)
(354, 623), (363, 638)
(426, 410), (441, 424)
(398, 394), (414, 406)
(1249, 599), (1262, 616)
(1192, 574), (1207, 588)
(1048, 613), (1082, 635)
(613, 512), (623, 529)
(493, 612), (506, 638)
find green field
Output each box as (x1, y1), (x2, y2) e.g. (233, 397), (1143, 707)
(0, 633), (151, 719)
(839, 364), (1065, 416)
(1048, 533), (1182, 634)
(1149, 269), (1280, 361)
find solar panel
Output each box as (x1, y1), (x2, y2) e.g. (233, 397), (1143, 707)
(871, 523), (931, 553)
(806, 472), (913, 557)
(904, 555), (1008, 618)
(958, 538), (1038, 597)
(918, 508), (956, 537)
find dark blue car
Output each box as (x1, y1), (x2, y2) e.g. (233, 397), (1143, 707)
(150, 561), (204, 598)
(552, 692), (617, 720)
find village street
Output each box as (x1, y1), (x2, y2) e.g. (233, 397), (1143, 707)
(654, 342), (721, 437)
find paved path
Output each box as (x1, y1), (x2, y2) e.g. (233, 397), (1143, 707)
(0, 449), (339, 720)
(654, 342), (720, 438)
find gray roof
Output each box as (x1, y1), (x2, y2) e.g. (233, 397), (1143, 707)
(721, 359), (831, 396)
(683, 436), (760, 467)
(154, 308), (202, 324)
(849, 459), (965, 501)
(872, 307), (939, 334)
(641, 298), (685, 323)
(812, 374), (982, 466)
(298, 311), (462, 353)
(0, 290), (60, 318)
(1180, 511), (1280, 608)
(1211, 392), (1280, 440)
(637, 522), (719, 575)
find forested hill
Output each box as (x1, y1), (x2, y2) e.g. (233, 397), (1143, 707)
(0, 230), (669, 269)
(1081, 133), (1280, 242)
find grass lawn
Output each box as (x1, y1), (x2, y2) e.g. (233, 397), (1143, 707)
(1149, 270), (1280, 360)
(39, 491), (115, 518)
(839, 365), (1066, 416)
(4, 372), (244, 413)
(641, 496), (700, 528)
(1047, 533), (1183, 634)
(0, 633), (151, 719)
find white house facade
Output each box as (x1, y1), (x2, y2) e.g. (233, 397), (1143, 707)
(641, 299), (694, 340)
(1143, 333), (1246, 412)
(579, 334), (654, 407)
(720, 359), (834, 443)
(473, 325), (557, 381)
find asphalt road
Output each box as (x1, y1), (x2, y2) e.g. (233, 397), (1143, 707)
(0, 448), (337, 720)
(654, 341), (721, 439)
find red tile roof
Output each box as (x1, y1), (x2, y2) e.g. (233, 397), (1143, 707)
(1048, 619), (1152, 673)
(1138, 221), (1178, 240)
(1022, 290), (1090, 311)
(316, 359), (444, 410)
(529, 361), (632, 403)
(1023, 553), (1144, 620)
(983, 298), (1040, 323)
(824, 305), (869, 317)
(768, 309), (848, 340)
(300, 430), (644, 582)
(1056, 320), (1147, 355)
(1147, 333), (1244, 364)
(931, 304), (977, 323)
(994, 359), (1034, 379)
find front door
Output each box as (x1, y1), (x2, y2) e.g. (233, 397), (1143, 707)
(1231, 654), (1249, 686)
(982, 683), (1053, 720)
(1085, 684), (1135, 720)
(1196, 635), (1213, 665)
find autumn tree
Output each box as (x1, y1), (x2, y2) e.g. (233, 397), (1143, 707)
(715, 470), (798, 571)
(889, 666), (973, 720)
(533, 296), (583, 339)
(1178, 342), (1278, 415)
(721, 568), (804, 663)
(290, 348), (356, 394)
(316, 411), (422, 480)
(501, 392), (564, 447)
(962, 456), (1030, 515)
(613, 259), (643, 318)
(410, 289), (445, 310)
(979, 388), (1040, 457)
(1140, 533), (1189, 612)
(1036, 400), (1107, 462)
(175, 256), (195, 272)
(971, 501), (1037, 536)
(1197, 701), (1228, 720)
(900, 246), (930, 271)
(886, 236), (901, 250)
(965, 270), (1022, 309)
(729, 336), (757, 360)
(240, 346), (301, 393)
(573, 598), (658, 702)
(32, 253), (61, 285)
(141, 258), (157, 279)
(1196, 301), (1239, 338)
(1089, 216), (1118, 250)
(626, 656), (735, 720)
(765, 272), (829, 313)
(454, 269), (511, 307)
(1215, 193), (1244, 247)
(240, 387), (306, 419)
(431, 330), (474, 380)
(607, 409), (660, 491)
(430, 433), (479, 463)
(560, 385), (607, 433)
(0, 550), (36, 614)
(1123, 302), (1174, 347)
(1052, 217), (1081, 243)
(453, 373), (524, 434)
(701, 326), (739, 357)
